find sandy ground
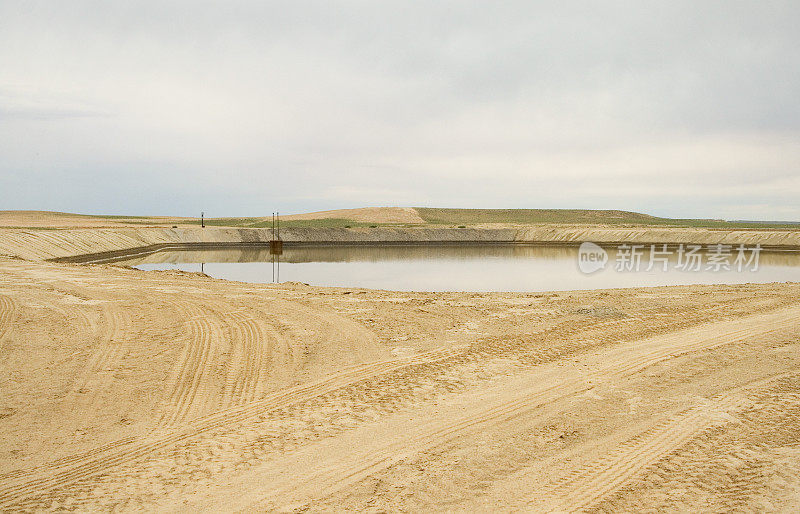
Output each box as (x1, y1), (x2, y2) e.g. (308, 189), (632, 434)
(1, 254), (800, 511)
(0, 211), (195, 229)
(0, 208), (424, 228)
(281, 207), (426, 224)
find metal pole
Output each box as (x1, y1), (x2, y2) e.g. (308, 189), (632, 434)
(271, 212), (275, 282)
(201, 211), (204, 228)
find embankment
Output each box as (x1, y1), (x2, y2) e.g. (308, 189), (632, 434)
(0, 225), (798, 262)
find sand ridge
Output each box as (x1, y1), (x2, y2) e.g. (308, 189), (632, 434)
(281, 207), (426, 224)
(1, 224), (798, 262)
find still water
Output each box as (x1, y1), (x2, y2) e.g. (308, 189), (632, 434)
(116, 245), (800, 292)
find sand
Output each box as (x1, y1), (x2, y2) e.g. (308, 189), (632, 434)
(281, 207), (426, 224)
(0, 207), (425, 229)
(2, 224), (799, 263)
(0, 211), (196, 229)
(2, 248), (800, 510)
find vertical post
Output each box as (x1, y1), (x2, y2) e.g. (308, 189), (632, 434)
(271, 212), (275, 283)
(201, 211), (205, 228)
(270, 211), (283, 258)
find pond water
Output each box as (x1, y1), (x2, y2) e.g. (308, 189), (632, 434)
(116, 244), (800, 292)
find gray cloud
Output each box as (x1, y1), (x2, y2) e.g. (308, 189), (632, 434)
(0, 105), (110, 121)
(0, 1), (798, 219)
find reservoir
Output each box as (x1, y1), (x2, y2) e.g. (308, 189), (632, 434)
(113, 244), (800, 292)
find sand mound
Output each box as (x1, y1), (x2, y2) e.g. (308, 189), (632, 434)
(0, 211), (119, 228)
(281, 207), (425, 224)
(0, 211), (193, 229)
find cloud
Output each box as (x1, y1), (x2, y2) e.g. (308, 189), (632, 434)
(0, 87), (112, 121)
(0, 107), (109, 121)
(0, 1), (798, 219)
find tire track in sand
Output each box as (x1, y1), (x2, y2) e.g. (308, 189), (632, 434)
(0, 345), (465, 509)
(221, 304), (800, 512)
(220, 309), (269, 408)
(3, 304), (797, 511)
(0, 295), (16, 350)
(528, 399), (747, 512)
(525, 371), (800, 512)
(63, 302), (131, 411)
(0, 299), (384, 504)
(160, 300), (293, 424)
(157, 300), (224, 426)
(595, 372), (800, 512)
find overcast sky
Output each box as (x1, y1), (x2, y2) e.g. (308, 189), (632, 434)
(1, 1), (798, 219)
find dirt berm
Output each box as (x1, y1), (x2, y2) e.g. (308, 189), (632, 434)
(1, 225), (798, 261)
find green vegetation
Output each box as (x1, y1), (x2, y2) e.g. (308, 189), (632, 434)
(89, 214), (153, 220)
(184, 217), (264, 227)
(178, 217), (378, 229)
(665, 219), (800, 230)
(119, 217), (384, 228)
(414, 208), (800, 230)
(416, 208), (659, 225)
(247, 218), (377, 229)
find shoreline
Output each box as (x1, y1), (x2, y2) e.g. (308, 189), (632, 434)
(2, 224), (800, 263)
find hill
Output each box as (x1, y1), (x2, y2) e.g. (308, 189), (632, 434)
(0, 207), (797, 230)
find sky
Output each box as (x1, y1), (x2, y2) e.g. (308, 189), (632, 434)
(1, 1), (798, 220)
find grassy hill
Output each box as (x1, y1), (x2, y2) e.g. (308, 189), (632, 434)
(415, 208), (659, 225)
(414, 208), (800, 229)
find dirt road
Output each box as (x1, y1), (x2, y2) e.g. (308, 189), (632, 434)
(1, 256), (799, 511)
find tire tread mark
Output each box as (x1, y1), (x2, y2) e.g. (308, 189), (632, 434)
(1, 303), (797, 510)
(63, 302), (131, 410)
(236, 307), (800, 510)
(158, 300), (221, 426)
(528, 372), (800, 512)
(0, 345), (466, 508)
(0, 295), (16, 350)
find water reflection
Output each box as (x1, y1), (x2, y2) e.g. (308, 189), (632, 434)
(117, 244), (800, 292)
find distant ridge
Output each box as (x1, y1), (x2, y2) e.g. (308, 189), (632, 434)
(731, 220), (800, 225)
(0, 208), (798, 230)
(414, 208), (661, 226)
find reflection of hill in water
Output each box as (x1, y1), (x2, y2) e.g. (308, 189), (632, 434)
(118, 245), (800, 267)
(120, 245), (576, 265)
